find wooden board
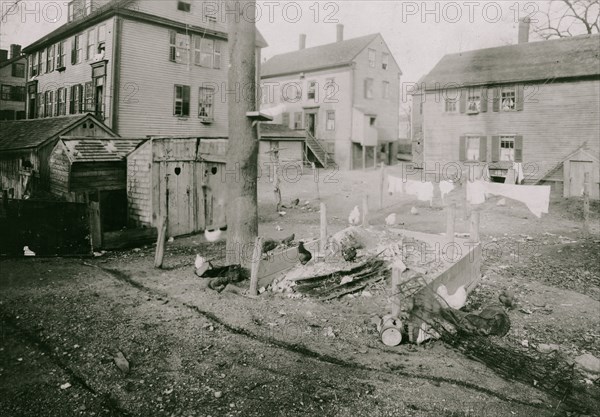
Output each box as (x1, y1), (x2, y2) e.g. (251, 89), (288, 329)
(256, 239), (320, 290)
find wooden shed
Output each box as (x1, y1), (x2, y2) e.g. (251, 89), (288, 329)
(127, 137), (227, 237)
(0, 114), (117, 199)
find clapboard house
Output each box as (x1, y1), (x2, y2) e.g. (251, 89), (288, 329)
(260, 25), (402, 170)
(23, 0), (267, 137)
(0, 45), (26, 121)
(412, 23), (600, 198)
(0, 114), (118, 199)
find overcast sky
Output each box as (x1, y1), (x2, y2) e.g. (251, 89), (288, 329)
(0, 1), (578, 90)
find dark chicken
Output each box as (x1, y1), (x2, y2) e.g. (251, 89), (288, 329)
(298, 241), (312, 265)
(341, 245), (357, 262)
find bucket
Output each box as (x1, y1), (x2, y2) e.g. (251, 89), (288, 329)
(379, 315), (403, 346)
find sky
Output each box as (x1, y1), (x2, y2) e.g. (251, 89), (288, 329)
(0, 1), (585, 95)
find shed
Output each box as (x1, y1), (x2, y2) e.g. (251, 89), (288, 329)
(258, 123), (306, 169)
(127, 137), (227, 237)
(0, 114), (118, 199)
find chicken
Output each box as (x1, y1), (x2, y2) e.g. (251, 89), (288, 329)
(298, 241), (312, 265)
(280, 234), (295, 246)
(23, 246), (36, 257)
(262, 239), (279, 254)
(436, 284), (467, 310)
(291, 198), (300, 206)
(341, 245), (357, 262)
(348, 206), (361, 225)
(499, 289), (515, 309)
(385, 213), (397, 226)
(204, 228), (223, 242)
(194, 255), (213, 277)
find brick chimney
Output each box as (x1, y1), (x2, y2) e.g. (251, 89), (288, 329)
(518, 17), (530, 44)
(336, 24), (344, 42)
(0, 49), (8, 63)
(299, 33), (306, 50)
(9, 44), (21, 59)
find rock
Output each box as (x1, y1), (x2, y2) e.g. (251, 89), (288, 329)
(361, 290), (373, 298)
(575, 353), (600, 375)
(60, 383), (71, 390)
(214, 391), (222, 398)
(410, 207), (419, 215)
(340, 276), (353, 285)
(385, 213), (397, 226)
(521, 339), (529, 348)
(113, 350), (130, 374)
(167, 237), (175, 243)
(133, 248), (141, 252)
(537, 344), (560, 354)
(324, 327), (336, 338)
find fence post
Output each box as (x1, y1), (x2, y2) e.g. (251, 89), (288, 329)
(249, 236), (263, 296)
(446, 203), (456, 261)
(154, 215), (167, 268)
(362, 195), (369, 226)
(379, 162), (385, 209)
(583, 172), (590, 236)
(320, 202), (327, 258)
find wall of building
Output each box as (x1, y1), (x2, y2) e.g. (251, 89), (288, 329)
(421, 79), (600, 184)
(0, 57), (27, 119)
(48, 141), (71, 197)
(127, 139), (153, 227)
(131, 0), (227, 33)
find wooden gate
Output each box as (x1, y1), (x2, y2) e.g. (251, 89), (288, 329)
(564, 154), (599, 200)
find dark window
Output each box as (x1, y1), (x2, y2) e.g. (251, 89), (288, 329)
(1, 85), (25, 101)
(307, 81), (317, 100)
(12, 63), (25, 78)
(71, 33), (83, 64)
(177, 1), (191, 12)
(293, 112), (303, 130)
(57, 41), (66, 68)
(174, 85), (190, 117)
(46, 44), (55, 73)
(57, 87), (67, 115)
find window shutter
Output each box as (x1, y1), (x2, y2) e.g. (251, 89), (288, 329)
(514, 135), (523, 162)
(516, 84), (524, 111)
(491, 136), (500, 162)
(459, 136), (466, 161)
(492, 87), (500, 112)
(479, 137), (487, 162)
(480, 89), (488, 112)
(364, 79), (368, 98)
(54, 90), (59, 116)
(69, 87), (74, 114)
(459, 89), (466, 113)
(71, 38), (76, 65)
(183, 86), (190, 116)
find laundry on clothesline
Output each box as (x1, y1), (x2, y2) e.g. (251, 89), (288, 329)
(388, 175), (434, 204)
(439, 180), (455, 202)
(467, 180), (550, 218)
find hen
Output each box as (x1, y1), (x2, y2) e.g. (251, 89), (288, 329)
(298, 241), (312, 265)
(348, 206), (361, 225)
(436, 285), (467, 310)
(385, 213), (397, 226)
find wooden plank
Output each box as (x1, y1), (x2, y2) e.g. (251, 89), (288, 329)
(88, 201), (102, 250)
(379, 162), (385, 209)
(583, 172), (590, 235)
(319, 202), (327, 257)
(154, 216), (167, 268)
(249, 236), (263, 296)
(391, 266), (401, 317)
(362, 195), (369, 226)
(256, 239), (320, 290)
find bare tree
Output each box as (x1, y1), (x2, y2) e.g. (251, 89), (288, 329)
(533, 0), (599, 39)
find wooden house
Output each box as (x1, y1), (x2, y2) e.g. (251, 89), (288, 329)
(126, 137), (227, 237)
(412, 29), (600, 198)
(22, 0), (267, 138)
(0, 114), (118, 199)
(0, 45), (26, 121)
(258, 123), (306, 170)
(260, 25), (402, 170)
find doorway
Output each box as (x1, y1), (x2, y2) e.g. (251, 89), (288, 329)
(305, 112), (317, 137)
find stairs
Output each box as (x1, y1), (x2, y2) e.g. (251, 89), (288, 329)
(305, 131), (334, 168)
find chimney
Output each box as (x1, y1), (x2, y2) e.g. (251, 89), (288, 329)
(518, 17), (530, 44)
(0, 49), (8, 63)
(9, 44), (21, 59)
(299, 33), (306, 50)
(336, 24), (344, 42)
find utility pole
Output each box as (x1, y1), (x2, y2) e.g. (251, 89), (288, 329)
(225, 0), (259, 267)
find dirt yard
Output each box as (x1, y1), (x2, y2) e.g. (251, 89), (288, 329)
(1, 164), (599, 417)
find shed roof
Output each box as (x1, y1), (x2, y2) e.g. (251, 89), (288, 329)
(259, 123), (306, 140)
(60, 138), (145, 162)
(0, 114), (114, 152)
(418, 34), (600, 90)
(261, 34), (379, 78)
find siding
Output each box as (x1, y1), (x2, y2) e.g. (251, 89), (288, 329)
(258, 140), (303, 168)
(70, 161), (126, 192)
(421, 79), (600, 184)
(130, 0), (227, 34)
(117, 18), (229, 137)
(48, 141), (71, 196)
(0, 57), (27, 116)
(127, 140), (152, 227)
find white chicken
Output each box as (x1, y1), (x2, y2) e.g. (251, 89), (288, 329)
(436, 284), (467, 310)
(204, 228), (223, 242)
(195, 255), (209, 270)
(23, 246), (35, 257)
(385, 213), (397, 226)
(194, 254), (213, 277)
(348, 206), (361, 225)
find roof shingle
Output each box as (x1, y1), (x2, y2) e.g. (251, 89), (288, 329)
(418, 34), (600, 90)
(61, 138), (144, 162)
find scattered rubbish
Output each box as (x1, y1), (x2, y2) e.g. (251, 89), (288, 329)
(113, 350), (130, 374)
(167, 237), (175, 243)
(340, 276), (353, 285)
(575, 353), (600, 375)
(204, 229), (223, 242)
(341, 245), (357, 262)
(385, 213), (397, 226)
(23, 246), (36, 257)
(536, 344), (559, 354)
(298, 242), (312, 265)
(519, 308), (533, 315)
(60, 383), (71, 390)
(379, 315), (402, 346)
(361, 290), (373, 298)
(499, 290), (515, 309)
(258, 287), (266, 294)
(275, 225), (283, 231)
(262, 239), (279, 254)
(202, 323), (215, 332)
(281, 234), (295, 246)
(93, 251), (105, 257)
(278, 211), (286, 216)
(324, 327), (336, 338)
(410, 207), (419, 215)
(521, 339), (530, 348)
(164, 387), (173, 395)
(133, 248), (141, 252)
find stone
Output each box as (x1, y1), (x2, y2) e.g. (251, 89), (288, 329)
(536, 343), (559, 354)
(575, 353), (600, 375)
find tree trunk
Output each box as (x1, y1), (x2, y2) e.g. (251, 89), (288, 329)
(225, 0), (259, 267)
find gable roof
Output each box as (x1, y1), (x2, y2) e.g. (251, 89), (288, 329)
(261, 34), (379, 78)
(23, 0), (267, 53)
(60, 138), (144, 162)
(418, 34), (600, 90)
(0, 114), (116, 152)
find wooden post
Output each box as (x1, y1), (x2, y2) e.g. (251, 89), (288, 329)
(312, 162), (320, 201)
(469, 210), (480, 244)
(446, 203), (456, 261)
(583, 172), (590, 235)
(2, 189), (8, 212)
(320, 202), (327, 257)
(379, 162), (385, 209)
(391, 266), (401, 317)
(362, 145), (366, 171)
(154, 215), (167, 268)
(362, 195), (369, 226)
(249, 236), (263, 296)
(88, 201), (102, 251)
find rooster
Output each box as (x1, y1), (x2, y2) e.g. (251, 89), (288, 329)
(348, 206), (361, 225)
(298, 241), (312, 265)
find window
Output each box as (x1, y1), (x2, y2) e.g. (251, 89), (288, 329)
(467, 88), (481, 114)
(364, 78), (374, 99)
(84, 82), (94, 112)
(39, 49), (45, 75)
(1, 85), (10, 100)
(281, 112), (290, 127)
(326, 111), (335, 131)
(174, 85), (190, 116)
(368, 49), (376, 68)
(84, 0), (92, 15)
(198, 86), (214, 119)
(177, 1), (191, 12)
(97, 25), (106, 54)
(307, 81), (317, 100)
(46, 45), (55, 72)
(2, 85), (26, 102)
(57, 41), (66, 68)
(445, 98), (457, 112)
(30, 53), (37, 76)
(57, 87), (67, 115)
(70, 84), (83, 114)
(501, 87), (516, 111)
(213, 40), (221, 69)
(293, 112), (303, 130)
(382, 52), (389, 70)
(45, 90), (54, 117)
(369, 116), (376, 126)
(500, 136), (515, 161)
(195, 37), (218, 68)
(86, 29), (95, 60)
(68, 1), (75, 21)
(11, 63), (25, 78)
(37, 93), (44, 118)
(71, 33), (83, 64)
(170, 31), (190, 64)
(466, 136), (480, 161)
(382, 81), (390, 99)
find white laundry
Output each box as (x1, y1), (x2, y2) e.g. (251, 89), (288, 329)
(439, 181), (455, 202)
(467, 180), (550, 218)
(513, 162), (525, 184)
(388, 175), (434, 204)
